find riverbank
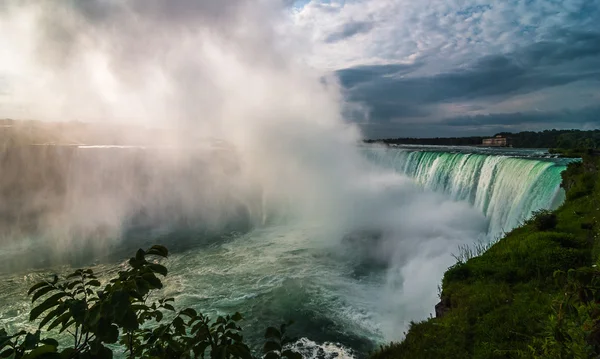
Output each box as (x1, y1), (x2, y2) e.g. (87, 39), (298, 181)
(372, 153), (600, 358)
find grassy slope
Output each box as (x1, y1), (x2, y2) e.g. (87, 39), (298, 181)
(373, 155), (600, 359)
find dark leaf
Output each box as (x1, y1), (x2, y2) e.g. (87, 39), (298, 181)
(59, 319), (75, 333)
(68, 300), (87, 324)
(281, 350), (303, 359)
(87, 280), (101, 287)
(142, 273), (163, 289)
(96, 344), (113, 359)
(173, 316), (186, 336)
(30, 293), (68, 321)
(21, 345), (57, 359)
(104, 325), (119, 344)
(166, 338), (183, 353)
(264, 327), (281, 340)
(191, 322), (210, 338)
(263, 341), (282, 354)
(47, 312), (71, 332)
(40, 339), (59, 347)
(66, 281), (82, 290)
(28, 282), (50, 296)
(180, 308), (197, 318)
(122, 309), (139, 331)
(134, 278), (150, 295)
(31, 286), (56, 303)
(135, 249), (146, 262)
(265, 352), (280, 359)
(23, 332), (39, 350)
(128, 258), (144, 269)
(231, 312), (243, 322)
(193, 342), (210, 357)
(155, 311), (164, 322)
(147, 245), (169, 257)
(228, 343), (253, 359)
(149, 264), (168, 276)
(227, 333), (243, 343)
(59, 348), (76, 359)
(66, 271), (82, 279)
(38, 305), (68, 329)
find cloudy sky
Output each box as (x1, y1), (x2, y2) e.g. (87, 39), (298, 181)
(1, 0), (599, 139)
(293, 0), (600, 138)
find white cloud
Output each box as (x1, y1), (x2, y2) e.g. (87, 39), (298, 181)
(293, 0), (600, 72)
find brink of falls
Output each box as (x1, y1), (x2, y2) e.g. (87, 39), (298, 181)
(362, 146), (568, 238)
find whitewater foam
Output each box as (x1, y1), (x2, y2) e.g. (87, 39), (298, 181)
(363, 146), (568, 237)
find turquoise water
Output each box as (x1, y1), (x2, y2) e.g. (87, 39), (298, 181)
(362, 145), (569, 238)
(0, 146), (570, 358)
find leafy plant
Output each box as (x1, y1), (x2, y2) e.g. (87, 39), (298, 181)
(1, 245), (303, 359)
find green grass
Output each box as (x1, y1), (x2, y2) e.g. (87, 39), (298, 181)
(372, 155), (600, 359)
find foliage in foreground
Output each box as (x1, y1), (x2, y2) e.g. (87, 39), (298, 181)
(372, 154), (600, 359)
(1, 245), (301, 359)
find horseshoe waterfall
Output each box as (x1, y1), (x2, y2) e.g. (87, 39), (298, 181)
(363, 146), (568, 238)
(0, 145), (569, 358)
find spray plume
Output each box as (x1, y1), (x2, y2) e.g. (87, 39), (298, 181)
(0, 0), (488, 340)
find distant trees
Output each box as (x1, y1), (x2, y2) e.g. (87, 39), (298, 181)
(366, 129), (600, 149)
(497, 129), (600, 149)
(364, 137), (485, 146)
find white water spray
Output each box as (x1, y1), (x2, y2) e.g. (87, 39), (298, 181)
(0, 0), (514, 347)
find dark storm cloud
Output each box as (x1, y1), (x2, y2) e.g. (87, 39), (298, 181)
(341, 31), (600, 104)
(339, 31), (600, 137)
(442, 105), (600, 127)
(360, 105), (600, 139)
(325, 20), (374, 43)
(337, 63), (423, 87)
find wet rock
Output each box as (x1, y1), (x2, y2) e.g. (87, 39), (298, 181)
(435, 298), (451, 318)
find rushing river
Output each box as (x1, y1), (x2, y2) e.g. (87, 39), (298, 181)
(0, 145), (570, 358)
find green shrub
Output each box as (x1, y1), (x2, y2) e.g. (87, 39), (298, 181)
(527, 210), (557, 231)
(443, 263), (472, 284)
(0, 245), (301, 359)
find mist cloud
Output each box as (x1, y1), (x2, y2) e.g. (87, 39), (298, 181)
(1, 0), (493, 343)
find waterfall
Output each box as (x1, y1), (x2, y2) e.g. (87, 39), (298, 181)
(363, 146), (568, 237)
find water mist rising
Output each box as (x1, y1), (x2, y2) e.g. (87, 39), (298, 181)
(0, 0), (490, 341)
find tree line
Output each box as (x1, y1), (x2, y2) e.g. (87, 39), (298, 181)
(366, 129), (600, 149)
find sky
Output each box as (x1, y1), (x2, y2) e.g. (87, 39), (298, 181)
(1, 0), (600, 139)
(293, 0), (600, 138)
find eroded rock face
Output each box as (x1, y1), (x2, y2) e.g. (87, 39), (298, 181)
(435, 297), (451, 318)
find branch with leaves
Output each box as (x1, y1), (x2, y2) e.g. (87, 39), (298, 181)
(1, 245), (304, 359)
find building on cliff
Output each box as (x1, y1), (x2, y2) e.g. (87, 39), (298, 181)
(482, 135), (512, 147)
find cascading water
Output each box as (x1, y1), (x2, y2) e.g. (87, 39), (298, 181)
(362, 146), (569, 238)
(0, 2), (574, 357)
(0, 145), (570, 359)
